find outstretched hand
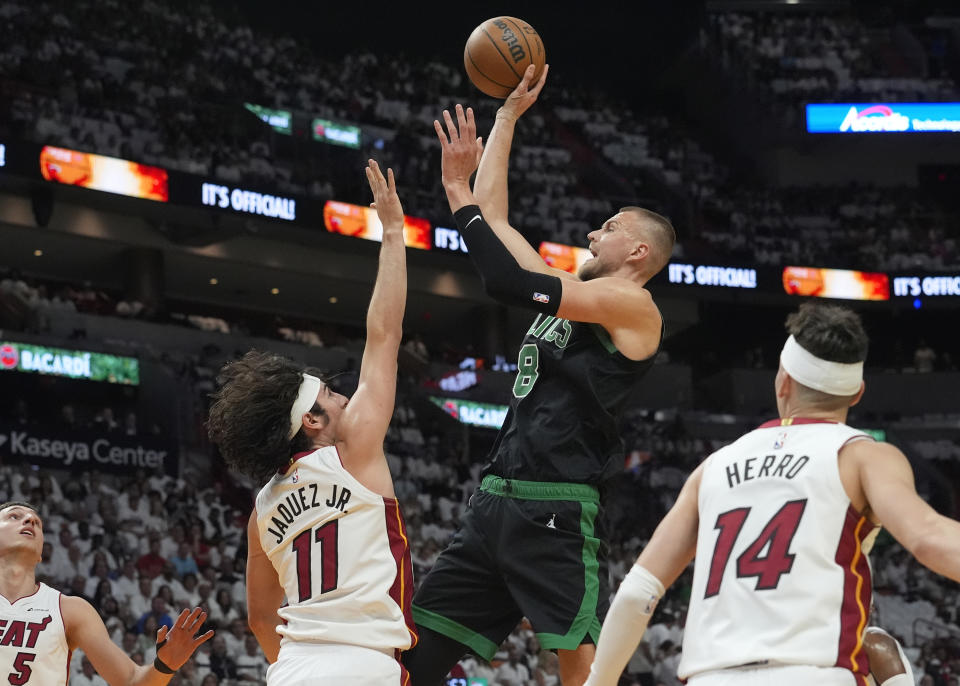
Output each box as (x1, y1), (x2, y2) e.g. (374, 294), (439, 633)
(500, 63), (549, 121)
(155, 608), (214, 671)
(365, 159), (404, 233)
(434, 103), (484, 189)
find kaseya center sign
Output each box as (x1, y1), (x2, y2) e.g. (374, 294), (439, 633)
(0, 342), (139, 385)
(0, 422), (177, 475)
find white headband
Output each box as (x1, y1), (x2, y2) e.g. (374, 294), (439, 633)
(288, 374), (323, 440)
(780, 335), (863, 396)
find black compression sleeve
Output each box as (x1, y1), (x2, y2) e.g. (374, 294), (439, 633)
(454, 205), (562, 315)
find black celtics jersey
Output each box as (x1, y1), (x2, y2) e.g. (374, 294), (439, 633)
(484, 313), (660, 485)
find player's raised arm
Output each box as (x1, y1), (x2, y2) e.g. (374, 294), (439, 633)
(472, 64), (568, 278)
(436, 106), (666, 360)
(63, 595), (212, 686)
(336, 160), (407, 463)
(851, 440), (960, 581)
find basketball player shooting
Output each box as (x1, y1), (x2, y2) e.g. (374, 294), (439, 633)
(207, 160), (417, 685)
(402, 68), (674, 686)
(0, 501), (212, 685)
(584, 303), (960, 686)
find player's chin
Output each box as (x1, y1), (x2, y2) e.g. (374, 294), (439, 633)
(578, 262), (599, 281)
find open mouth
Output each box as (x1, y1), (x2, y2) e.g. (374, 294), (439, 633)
(20, 531), (35, 537)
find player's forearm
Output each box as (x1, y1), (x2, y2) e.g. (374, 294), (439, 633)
(473, 110), (517, 224)
(249, 618), (282, 663)
(444, 179), (551, 276)
(366, 229), (407, 343)
(443, 179), (477, 215)
(584, 566), (665, 686)
(912, 514), (960, 582)
(126, 664), (173, 686)
(451, 205), (561, 313)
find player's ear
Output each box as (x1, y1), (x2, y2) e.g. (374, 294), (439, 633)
(775, 366), (790, 399)
(849, 380), (866, 408)
(629, 241), (650, 261)
(302, 409), (328, 432)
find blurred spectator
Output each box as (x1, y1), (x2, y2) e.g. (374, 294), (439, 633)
(136, 538), (167, 579)
(915, 340), (937, 373)
(134, 596), (173, 634)
(170, 542), (200, 578)
(494, 645), (531, 686)
(71, 656), (107, 686)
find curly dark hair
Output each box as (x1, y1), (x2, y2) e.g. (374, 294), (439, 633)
(207, 350), (327, 484)
(785, 302), (868, 364)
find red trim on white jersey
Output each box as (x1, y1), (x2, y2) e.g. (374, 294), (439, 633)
(382, 497), (418, 651)
(4, 584), (42, 605)
(757, 417), (839, 429)
(59, 591), (71, 686)
(833, 505), (873, 683)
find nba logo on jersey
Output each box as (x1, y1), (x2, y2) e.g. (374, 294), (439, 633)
(773, 432), (788, 449)
(291, 469), (300, 484)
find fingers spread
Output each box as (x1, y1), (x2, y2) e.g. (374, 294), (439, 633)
(442, 109), (458, 142)
(367, 159), (385, 185)
(433, 119), (447, 145)
(185, 607), (205, 628)
(195, 629), (215, 647)
(465, 107), (476, 138)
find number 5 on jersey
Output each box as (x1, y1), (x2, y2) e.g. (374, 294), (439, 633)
(292, 520), (339, 602)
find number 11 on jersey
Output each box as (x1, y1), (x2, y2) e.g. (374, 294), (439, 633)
(292, 520), (339, 602)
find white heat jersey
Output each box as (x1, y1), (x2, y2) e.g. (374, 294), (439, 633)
(255, 447), (417, 654)
(679, 419), (877, 685)
(0, 583), (70, 685)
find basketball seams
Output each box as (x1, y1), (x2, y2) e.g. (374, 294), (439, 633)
(464, 16), (544, 97)
(481, 26), (523, 81)
(503, 17), (534, 64)
(465, 47), (514, 95)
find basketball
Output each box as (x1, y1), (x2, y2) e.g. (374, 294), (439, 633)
(464, 17), (546, 98)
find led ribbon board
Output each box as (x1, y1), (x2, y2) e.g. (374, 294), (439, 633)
(312, 118), (361, 148)
(429, 396), (509, 429)
(892, 274), (960, 297)
(244, 103), (293, 134)
(0, 342), (139, 385)
(806, 103), (960, 133)
(323, 201), (432, 250)
(538, 241), (592, 274)
(39, 146), (168, 201)
(782, 267), (889, 301)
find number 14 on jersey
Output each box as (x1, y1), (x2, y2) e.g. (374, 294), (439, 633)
(705, 499), (807, 598)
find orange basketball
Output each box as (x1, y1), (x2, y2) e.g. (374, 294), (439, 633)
(464, 17), (546, 98)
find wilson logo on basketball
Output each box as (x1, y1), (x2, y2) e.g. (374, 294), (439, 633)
(492, 19), (526, 63)
(0, 344), (18, 370)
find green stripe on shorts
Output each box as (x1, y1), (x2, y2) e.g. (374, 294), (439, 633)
(535, 499), (603, 650)
(480, 475), (599, 502)
(412, 605), (500, 662)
